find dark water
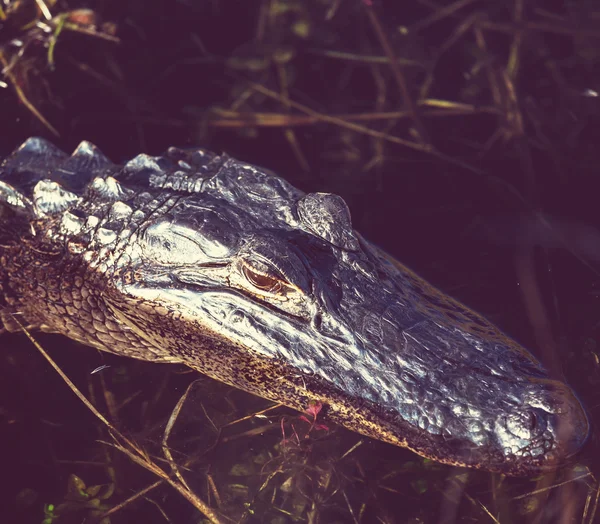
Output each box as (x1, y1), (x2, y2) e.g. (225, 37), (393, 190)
(2, 1), (599, 522)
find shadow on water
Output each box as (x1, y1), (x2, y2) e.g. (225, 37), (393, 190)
(1, 0), (600, 522)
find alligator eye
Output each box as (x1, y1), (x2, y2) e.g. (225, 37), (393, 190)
(242, 265), (284, 294)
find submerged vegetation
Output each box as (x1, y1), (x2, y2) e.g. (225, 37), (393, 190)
(2, 0), (600, 522)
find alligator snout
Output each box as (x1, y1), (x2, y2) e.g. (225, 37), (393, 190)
(324, 246), (589, 474)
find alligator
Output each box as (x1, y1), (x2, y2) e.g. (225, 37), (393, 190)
(0, 138), (589, 476)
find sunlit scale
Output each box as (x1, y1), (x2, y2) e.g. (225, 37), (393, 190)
(0, 137), (589, 476)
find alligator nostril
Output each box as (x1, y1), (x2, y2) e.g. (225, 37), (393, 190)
(502, 409), (545, 442)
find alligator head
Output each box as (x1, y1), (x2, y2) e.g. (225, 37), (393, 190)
(0, 138), (589, 475)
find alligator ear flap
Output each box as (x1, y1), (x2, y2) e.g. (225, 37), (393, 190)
(297, 192), (360, 251)
(0, 180), (36, 221)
